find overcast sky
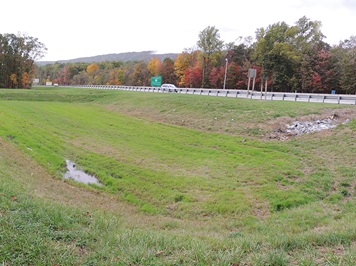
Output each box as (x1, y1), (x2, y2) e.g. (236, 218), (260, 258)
(1, 0), (355, 61)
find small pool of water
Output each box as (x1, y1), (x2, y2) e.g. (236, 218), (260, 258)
(63, 160), (101, 185)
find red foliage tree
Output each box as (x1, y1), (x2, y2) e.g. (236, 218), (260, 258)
(183, 63), (202, 88)
(208, 66), (225, 88)
(310, 72), (323, 92)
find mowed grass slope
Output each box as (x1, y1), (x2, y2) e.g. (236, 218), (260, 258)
(0, 87), (355, 265)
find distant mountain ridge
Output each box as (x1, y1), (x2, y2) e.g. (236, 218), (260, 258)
(36, 51), (179, 65)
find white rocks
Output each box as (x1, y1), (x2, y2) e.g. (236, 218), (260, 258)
(285, 118), (338, 135)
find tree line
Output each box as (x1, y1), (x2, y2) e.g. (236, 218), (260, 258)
(3, 16), (355, 94)
(0, 33), (47, 88)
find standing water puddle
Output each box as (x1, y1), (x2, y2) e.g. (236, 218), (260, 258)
(64, 160), (101, 185)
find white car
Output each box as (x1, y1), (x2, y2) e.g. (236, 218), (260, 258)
(161, 84), (178, 92)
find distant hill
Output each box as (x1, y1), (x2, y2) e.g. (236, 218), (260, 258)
(36, 51), (178, 65)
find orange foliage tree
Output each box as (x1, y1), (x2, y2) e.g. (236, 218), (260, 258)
(86, 63), (100, 84)
(10, 73), (18, 88)
(22, 72), (30, 88)
(147, 57), (163, 77)
(174, 50), (200, 87)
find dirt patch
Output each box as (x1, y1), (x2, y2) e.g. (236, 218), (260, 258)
(314, 244), (348, 265)
(253, 201), (270, 218)
(263, 108), (356, 141)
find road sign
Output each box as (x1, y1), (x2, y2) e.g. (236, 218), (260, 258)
(248, 68), (256, 78)
(151, 76), (162, 87)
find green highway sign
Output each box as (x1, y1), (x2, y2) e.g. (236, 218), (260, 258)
(151, 76), (162, 87)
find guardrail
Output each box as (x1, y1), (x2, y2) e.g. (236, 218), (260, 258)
(76, 85), (356, 105)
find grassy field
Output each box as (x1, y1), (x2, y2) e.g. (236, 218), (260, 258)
(0, 87), (355, 265)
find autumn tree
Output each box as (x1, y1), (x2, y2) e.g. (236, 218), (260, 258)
(310, 49), (337, 93)
(183, 62), (202, 88)
(227, 37), (256, 90)
(0, 33), (47, 88)
(292, 16), (328, 92)
(174, 48), (201, 88)
(58, 66), (70, 85)
(254, 17), (327, 92)
(86, 63), (100, 84)
(254, 22), (298, 91)
(72, 71), (89, 85)
(10, 74), (18, 88)
(174, 51), (191, 87)
(69, 63), (88, 79)
(225, 61), (243, 89)
(117, 68), (127, 85)
(331, 36), (356, 94)
(208, 65), (225, 88)
(130, 62), (149, 86)
(22, 72), (30, 88)
(231, 37), (254, 65)
(197, 26), (224, 88)
(107, 69), (120, 85)
(160, 57), (175, 85)
(147, 57), (163, 77)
